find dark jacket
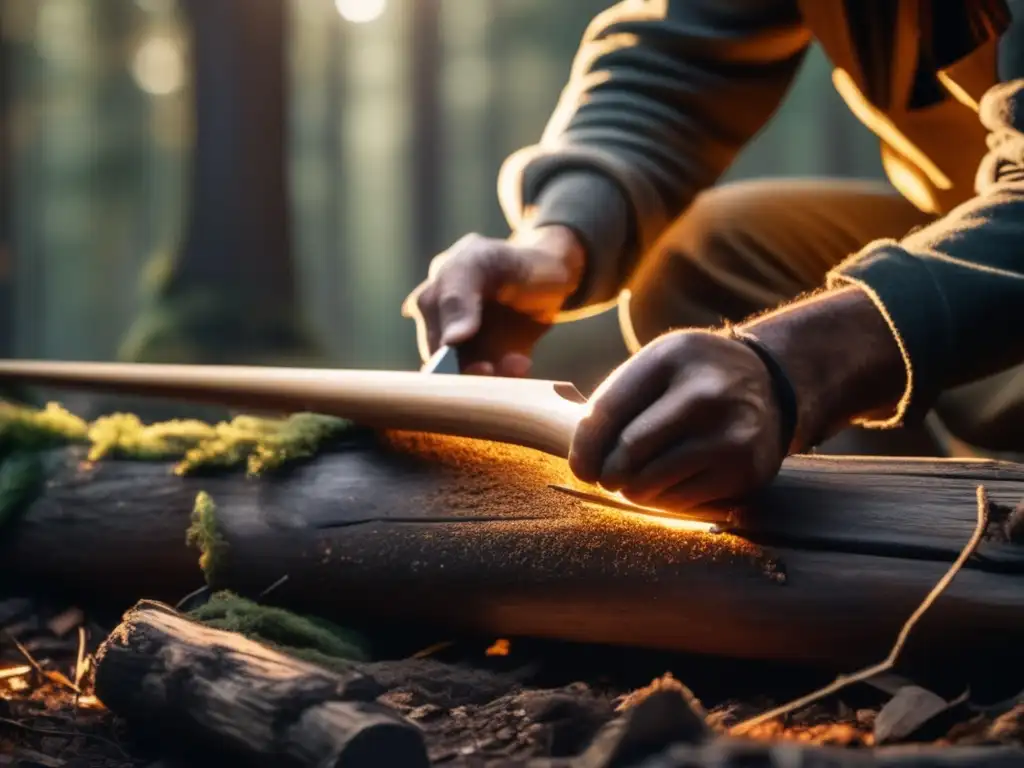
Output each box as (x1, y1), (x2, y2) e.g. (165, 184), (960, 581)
(497, 0), (1022, 424)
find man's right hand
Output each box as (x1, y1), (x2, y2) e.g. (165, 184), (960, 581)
(402, 225), (586, 376)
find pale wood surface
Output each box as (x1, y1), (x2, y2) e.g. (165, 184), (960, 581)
(0, 359), (587, 457)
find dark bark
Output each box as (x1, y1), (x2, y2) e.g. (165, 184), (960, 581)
(0, 8), (14, 358)
(93, 600), (429, 768)
(120, 0), (320, 366)
(3, 433), (1024, 668)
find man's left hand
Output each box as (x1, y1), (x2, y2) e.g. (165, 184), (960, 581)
(568, 330), (786, 510)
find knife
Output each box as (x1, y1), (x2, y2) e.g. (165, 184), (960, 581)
(421, 345), (460, 375)
(418, 339), (731, 527)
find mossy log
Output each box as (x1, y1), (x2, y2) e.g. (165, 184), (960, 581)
(93, 600), (429, 768)
(4, 422), (1024, 669)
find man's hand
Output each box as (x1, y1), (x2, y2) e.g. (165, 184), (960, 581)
(568, 286), (911, 511)
(402, 226), (585, 376)
(568, 330), (785, 510)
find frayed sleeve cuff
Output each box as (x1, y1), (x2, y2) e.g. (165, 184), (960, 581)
(826, 241), (952, 429)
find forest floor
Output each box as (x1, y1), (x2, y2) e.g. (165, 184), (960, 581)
(3, 394), (1024, 766)
(4, 594), (1024, 767)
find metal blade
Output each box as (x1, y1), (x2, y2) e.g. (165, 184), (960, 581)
(547, 483), (734, 528)
(421, 345), (460, 374)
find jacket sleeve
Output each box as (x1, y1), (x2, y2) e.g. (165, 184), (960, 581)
(496, 0), (811, 316)
(828, 80), (1024, 428)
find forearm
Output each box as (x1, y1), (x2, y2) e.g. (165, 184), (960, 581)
(498, 0), (809, 311)
(821, 80), (1024, 424)
(739, 286), (907, 452)
(742, 80), (1024, 451)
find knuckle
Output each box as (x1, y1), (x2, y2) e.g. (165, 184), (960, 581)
(480, 244), (516, 276)
(437, 291), (468, 316)
(642, 336), (684, 372)
(426, 251), (452, 279)
(452, 232), (484, 251)
(414, 285), (436, 313)
(723, 423), (760, 453)
(677, 374), (733, 411)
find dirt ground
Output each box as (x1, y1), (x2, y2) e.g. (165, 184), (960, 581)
(4, 594), (1024, 767)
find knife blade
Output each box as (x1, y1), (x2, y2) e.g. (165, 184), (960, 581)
(421, 344), (460, 375)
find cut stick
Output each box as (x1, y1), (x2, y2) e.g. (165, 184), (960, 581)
(0, 359), (586, 457)
(0, 359), (735, 525)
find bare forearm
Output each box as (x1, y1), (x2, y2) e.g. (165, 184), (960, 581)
(739, 286), (907, 452)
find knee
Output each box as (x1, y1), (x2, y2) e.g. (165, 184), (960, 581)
(620, 184), (765, 349)
(652, 185), (751, 268)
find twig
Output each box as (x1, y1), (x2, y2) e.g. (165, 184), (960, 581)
(259, 574), (290, 599)
(74, 626), (87, 689)
(731, 484), (991, 736)
(2, 629), (82, 696)
(0, 715), (128, 757)
(73, 624), (91, 719)
(0, 665), (31, 680)
(412, 641), (454, 659)
(174, 585), (210, 610)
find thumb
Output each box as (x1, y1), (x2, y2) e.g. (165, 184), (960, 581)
(436, 262), (486, 346)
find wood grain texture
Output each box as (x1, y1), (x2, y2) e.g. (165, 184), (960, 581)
(3, 432), (1024, 668)
(94, 600), (429, 768)
(0, 359), (588, 456)
(736, 454), (1024, 567)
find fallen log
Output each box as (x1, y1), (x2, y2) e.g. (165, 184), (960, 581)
(93, 600), (430, 768)
(3, 414), (1024, 668)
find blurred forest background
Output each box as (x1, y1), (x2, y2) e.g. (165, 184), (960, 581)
(0, 0), (887, 393)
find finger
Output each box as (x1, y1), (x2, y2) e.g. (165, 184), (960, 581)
(458, 306), (547, 373)
(407, 283), (443, 360)
(463, 361), (495, 376)
(598, 380), (722, 491)
(435, 262), (486, 346)
(616, 436), (728, 505)
(655, 467), (743, 513)
(568, 352), (673, 484)
(495, 353), (532, 378)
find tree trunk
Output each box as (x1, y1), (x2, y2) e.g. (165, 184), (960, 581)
(93, 600), (429, 768)
(119, 0), (321, 367)
(0, 7), (14, 358)
(409, 0), (443, 264)
(3, 430), (1024, 669)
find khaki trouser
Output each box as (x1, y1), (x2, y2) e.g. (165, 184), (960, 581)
(619, 178), (1024, 457)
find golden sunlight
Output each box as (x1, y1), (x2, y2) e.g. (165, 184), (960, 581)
(132, 34), (185, 96)
(607, 491), (718, 533)
(335, 0), (387, 24)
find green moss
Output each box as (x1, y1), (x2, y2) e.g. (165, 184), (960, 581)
(186, 491), (228, 585)
(189, 591), (368, 671)
(0, 402), (89, 453)
(0, 404), (89, 533)
(0, 402), (353, 477)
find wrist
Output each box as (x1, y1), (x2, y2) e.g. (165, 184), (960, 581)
(512, 224), (587, 297)
(738, 285), (908, 452)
